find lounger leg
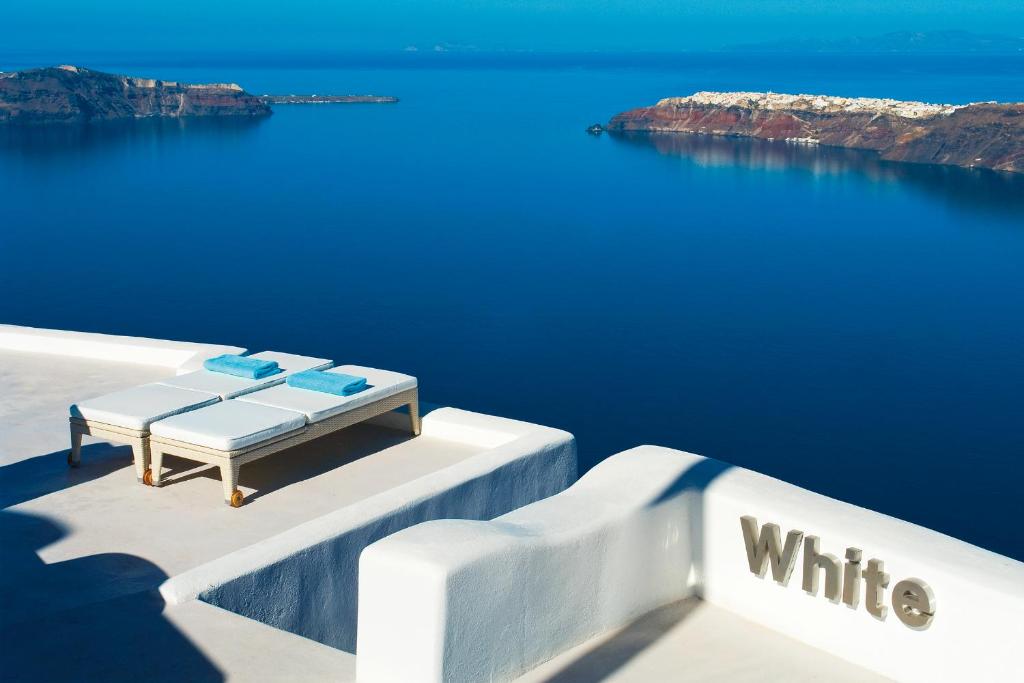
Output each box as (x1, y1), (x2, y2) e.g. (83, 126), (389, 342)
(131, 439), (151, 483)
(220, 461), (243, 507)
(409, 400), (421, 436)
(150, 447), (164, 487)
(68, 424), (83, 468)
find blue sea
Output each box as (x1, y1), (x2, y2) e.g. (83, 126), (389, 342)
(2, 53), (1022, 560)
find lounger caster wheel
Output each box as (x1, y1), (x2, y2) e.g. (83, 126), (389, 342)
(229, 490), (244, 508)
(67, 452), (79, 468)
(142, 469), (154, 486)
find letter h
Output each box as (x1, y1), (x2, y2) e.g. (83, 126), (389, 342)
(802, 536), (842, 602)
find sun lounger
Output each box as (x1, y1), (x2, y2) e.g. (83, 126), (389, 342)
(68, 352), (332, 481)
(148, 365), (419, 507)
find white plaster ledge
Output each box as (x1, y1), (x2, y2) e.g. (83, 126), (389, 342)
(158, 407), (578, 653)
(0, 325), (246, 374)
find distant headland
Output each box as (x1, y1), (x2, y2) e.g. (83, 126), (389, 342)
(0, 66), (397, 124)
(607, 92), (1024, 174)
(0, 66), (269, 124)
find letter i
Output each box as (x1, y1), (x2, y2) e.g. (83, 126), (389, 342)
(842, 547), (862, 609)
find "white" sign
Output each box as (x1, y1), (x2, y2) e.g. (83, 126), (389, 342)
(740, 516), (936, 630)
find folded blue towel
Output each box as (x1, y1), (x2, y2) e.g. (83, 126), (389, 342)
(287, 370), (368, 396)
(203, 354), (281, 380)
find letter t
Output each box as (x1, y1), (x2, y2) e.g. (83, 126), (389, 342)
(863, 558), (890, 620)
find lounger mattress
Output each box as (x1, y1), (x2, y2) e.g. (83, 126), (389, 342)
(236, 365), (417, 423)
(70, 384), (221, 431)
(150, 401), (307, 451)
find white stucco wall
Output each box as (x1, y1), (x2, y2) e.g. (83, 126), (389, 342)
(356, 446), (1024, 683)
(0, 324), (245, 374)
(357, 447), (711, 683)
(699, 454), (1024, 682)
(159, 408), (578, 653)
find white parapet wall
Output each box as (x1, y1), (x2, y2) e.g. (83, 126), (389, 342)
(357, 446), (1024, 683)
(0, 324), (246, 374)
(357, 447), (716, 683)
(159, 407), (577, 654)
(699, 452), (1024, 682)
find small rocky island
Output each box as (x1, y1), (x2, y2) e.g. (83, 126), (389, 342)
(607, 92), (1024, 173)
(260, 94), (398, 105)
(0, 66), (397, 124)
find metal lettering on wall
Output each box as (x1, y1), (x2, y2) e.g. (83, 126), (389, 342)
(740, 516), (936, 630)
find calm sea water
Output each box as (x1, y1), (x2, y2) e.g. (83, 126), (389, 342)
(2, 54), (1022, 560)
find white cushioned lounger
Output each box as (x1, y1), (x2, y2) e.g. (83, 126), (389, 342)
(67, 351), (333, 482)
(148, 366), (419, 507)
(69, 384), (222, 481)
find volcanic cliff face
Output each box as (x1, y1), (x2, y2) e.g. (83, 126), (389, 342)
(0, 65), (271, 124)
(607, 92), (1024, 173)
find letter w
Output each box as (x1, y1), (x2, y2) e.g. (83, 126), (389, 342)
(740, 516), (803, 585)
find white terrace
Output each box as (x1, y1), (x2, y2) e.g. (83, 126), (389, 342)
(1, 325), (1021, 682)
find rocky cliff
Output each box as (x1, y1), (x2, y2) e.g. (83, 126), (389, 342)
(0, 65), (271, 124)
(607, 92), (1024, 173)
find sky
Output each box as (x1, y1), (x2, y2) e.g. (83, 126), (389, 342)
(2, 0), (1022, 55)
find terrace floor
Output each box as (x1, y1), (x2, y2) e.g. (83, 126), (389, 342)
(515, 598), (890, 682)
(0, 349), (477, 680)
(1, 348), (888, 682)
(1, 350), (482, 575)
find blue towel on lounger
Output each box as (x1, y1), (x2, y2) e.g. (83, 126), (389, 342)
(203, 354), (281, 379)
(287, 370), (368, 396)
